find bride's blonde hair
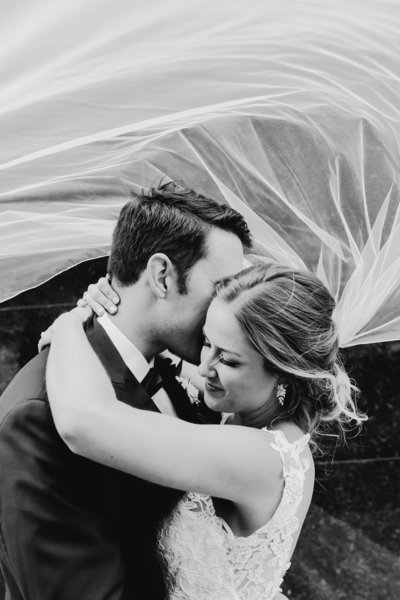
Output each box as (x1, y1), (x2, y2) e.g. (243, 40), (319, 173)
(214, 263), (367, 454)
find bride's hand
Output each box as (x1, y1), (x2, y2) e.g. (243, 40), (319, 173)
(38, 306), (92, 352)
(78, 275), (120, 316)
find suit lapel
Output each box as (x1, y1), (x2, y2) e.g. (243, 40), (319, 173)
(84, 315), (160, 413)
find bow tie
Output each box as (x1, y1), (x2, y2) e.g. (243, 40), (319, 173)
(141, 356), (181, 396)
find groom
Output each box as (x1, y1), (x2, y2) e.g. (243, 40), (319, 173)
(0, 182), (251, 600)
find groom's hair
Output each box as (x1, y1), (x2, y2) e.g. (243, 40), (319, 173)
(108, 180), (251, 293)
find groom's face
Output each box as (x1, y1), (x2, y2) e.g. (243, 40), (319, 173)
(166, 228), (244, 363)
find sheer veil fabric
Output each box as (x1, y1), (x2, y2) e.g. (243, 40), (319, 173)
(1, 0), (400, 347)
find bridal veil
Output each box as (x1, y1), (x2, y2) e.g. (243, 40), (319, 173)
(1, 0), (399, 347)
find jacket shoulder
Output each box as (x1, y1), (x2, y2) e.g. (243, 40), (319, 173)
(0, 349), (48, 423)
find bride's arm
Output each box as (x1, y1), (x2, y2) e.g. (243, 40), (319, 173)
(46, 311), (280, 502)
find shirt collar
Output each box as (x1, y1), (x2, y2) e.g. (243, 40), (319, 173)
(97, 313), (153, 382)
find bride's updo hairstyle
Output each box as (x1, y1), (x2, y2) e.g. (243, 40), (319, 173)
(214, 263), (366, 453)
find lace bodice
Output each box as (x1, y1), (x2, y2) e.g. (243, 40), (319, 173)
(156, 428), (312, 600)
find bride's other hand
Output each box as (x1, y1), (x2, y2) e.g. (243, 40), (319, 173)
(38, 306), (92, 353)
(77, 275), (120, 316)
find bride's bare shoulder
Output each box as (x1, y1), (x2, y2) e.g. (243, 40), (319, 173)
(271, 421), (307, 444)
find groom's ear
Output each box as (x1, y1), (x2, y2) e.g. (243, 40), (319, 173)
(146, 253), (177, 299)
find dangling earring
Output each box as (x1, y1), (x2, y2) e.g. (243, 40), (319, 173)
(276, 383), (287, 407)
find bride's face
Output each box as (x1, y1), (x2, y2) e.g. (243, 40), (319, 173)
(198, 299), (277, 415)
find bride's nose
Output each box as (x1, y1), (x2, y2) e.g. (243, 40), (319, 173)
(198, 353), (218, 379)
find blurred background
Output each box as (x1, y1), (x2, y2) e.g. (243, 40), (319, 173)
(0, 257), (399, 600)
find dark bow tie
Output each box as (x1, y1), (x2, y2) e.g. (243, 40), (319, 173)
(141, 356), (181, 397)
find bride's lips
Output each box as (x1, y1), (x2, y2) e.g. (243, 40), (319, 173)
(205, 380), (224, 393)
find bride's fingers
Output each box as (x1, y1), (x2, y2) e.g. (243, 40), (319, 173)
(78, 291), (106, 316)
(79, 277), (119, 316)
(98, 275), (120, 304)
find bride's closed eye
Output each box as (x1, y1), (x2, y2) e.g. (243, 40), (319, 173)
(218, 356), (238, 367)
(202, 338), (238, 368)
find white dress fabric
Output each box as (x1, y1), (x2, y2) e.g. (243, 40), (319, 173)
(156, 429), (311, 600)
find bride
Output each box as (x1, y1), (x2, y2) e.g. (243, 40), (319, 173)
(45, 262), (365, 599)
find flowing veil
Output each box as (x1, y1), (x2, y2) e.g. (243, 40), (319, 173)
(1, 0), (400, 347)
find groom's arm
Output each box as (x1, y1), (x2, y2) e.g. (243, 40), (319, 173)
(0, 353), (126, 600)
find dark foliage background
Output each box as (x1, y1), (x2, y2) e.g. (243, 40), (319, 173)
(0, 258), (399, 599)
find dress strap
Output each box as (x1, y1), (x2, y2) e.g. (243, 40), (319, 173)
(264, 429), (311, 477)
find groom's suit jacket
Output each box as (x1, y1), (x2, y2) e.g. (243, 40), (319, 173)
(0, 315), (218, 600)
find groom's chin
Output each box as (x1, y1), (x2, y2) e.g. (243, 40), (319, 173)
(178, 349), (201, 366)
(169, 340), (202, 365)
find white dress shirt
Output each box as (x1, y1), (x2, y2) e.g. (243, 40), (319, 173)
(97, 314), (178, 417)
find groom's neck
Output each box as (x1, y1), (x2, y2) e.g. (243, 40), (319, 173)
(107, 286), (164, 361)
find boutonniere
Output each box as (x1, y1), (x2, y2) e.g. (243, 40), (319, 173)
(175, 376), (201, 405)
(154, 354), (201, 405)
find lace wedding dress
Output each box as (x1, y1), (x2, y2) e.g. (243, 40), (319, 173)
(156, 428), (311, 600)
